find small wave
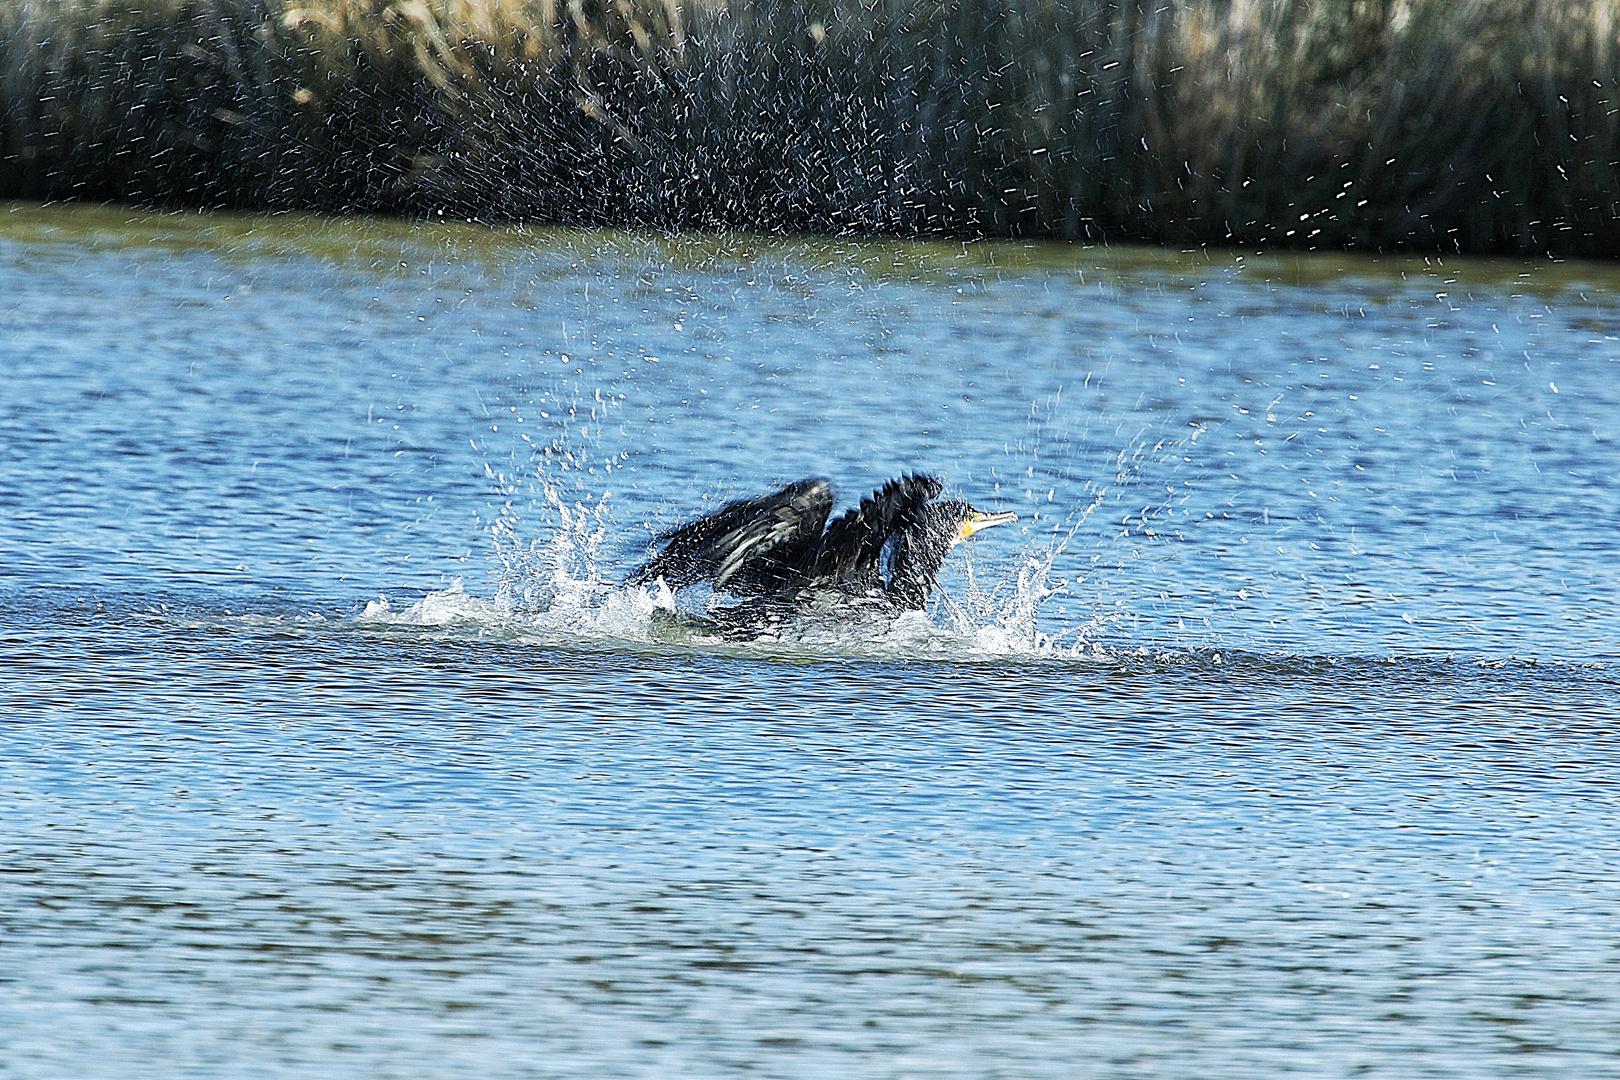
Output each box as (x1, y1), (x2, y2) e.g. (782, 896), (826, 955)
(351, 569), (1619, 676)
(358, 576), (662, 645)
(356, 573), (1089, 661)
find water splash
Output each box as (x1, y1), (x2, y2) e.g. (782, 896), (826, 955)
(490, 481), (616, 612)
(357, 405), (1208, 658)
(359, 507), (1091, 660)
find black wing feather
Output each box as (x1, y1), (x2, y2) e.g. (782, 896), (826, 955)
(808, 473), (942, 592)
(629, 478), (835, 592)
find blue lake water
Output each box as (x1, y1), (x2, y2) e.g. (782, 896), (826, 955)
(2, 202), (1618, 1077)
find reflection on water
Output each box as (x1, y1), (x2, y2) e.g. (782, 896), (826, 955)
(2, 201), (1618, 1077)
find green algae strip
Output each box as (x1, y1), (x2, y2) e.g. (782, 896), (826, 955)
(11, 199), (1620, 305)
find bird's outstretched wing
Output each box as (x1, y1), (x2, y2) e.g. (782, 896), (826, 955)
(628, 478), (835, 592)
(809, 473), (942, 592)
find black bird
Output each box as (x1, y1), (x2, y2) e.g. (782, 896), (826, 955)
(629, 474), (1017, 616)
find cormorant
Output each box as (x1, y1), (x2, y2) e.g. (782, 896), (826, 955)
(629, 474), (1017, 624)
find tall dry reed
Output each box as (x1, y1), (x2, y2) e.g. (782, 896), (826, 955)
(3, 0), (1619, 253)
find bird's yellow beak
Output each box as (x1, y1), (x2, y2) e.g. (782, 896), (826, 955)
(956, 509), (1019, 543)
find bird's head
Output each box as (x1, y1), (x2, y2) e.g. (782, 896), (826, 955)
(885, 497), (1019, 609)
(932, 500), (1019, 548)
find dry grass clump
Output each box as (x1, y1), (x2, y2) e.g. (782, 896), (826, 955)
(3, 0), (1620, 253)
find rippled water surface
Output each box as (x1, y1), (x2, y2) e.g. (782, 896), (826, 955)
(3, 202), (1618, 1077)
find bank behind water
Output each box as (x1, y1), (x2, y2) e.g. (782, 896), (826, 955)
(4, 0), (1620, 255)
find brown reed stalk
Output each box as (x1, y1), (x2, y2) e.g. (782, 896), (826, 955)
(3, 0), (1619, 253)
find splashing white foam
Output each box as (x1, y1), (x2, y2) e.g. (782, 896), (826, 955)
(359, 574), (668, 645)
(357, 511), (1090, 660)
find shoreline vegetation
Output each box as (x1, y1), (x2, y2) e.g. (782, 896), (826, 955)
(2, 0), (1619, 255)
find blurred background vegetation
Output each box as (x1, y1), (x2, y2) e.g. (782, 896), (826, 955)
(3, 0), (1618, 254)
